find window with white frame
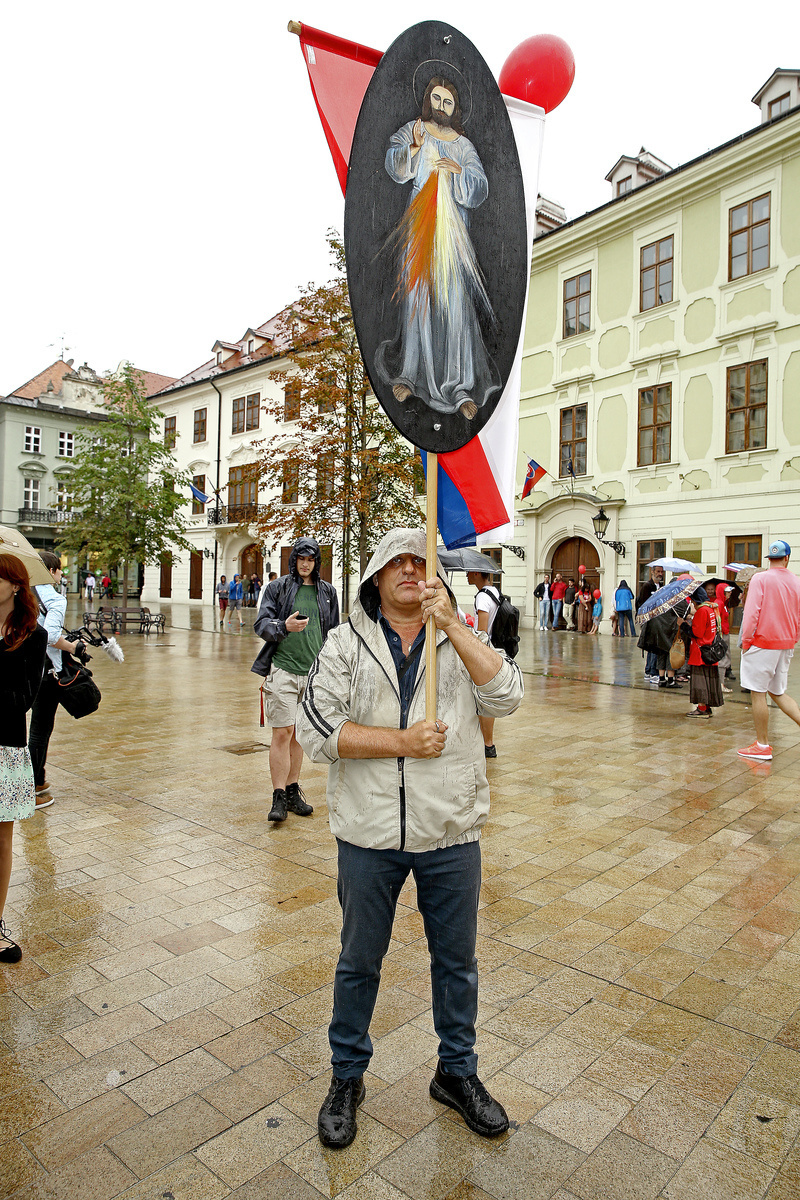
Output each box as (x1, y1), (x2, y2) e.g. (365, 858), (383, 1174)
(58, 430), (74, 457)
(24, 426), (42, 453)
(23, 478), (41, 509)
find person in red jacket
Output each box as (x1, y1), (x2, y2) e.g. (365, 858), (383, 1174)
(714, 582), (734, 693)
(738, 541), (800, 761)
(684, 586), (724, 719)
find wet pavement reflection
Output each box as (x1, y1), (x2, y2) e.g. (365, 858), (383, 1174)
(1, 603), (799, 1198)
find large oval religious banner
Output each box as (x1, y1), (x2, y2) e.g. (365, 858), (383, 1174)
(344, 20), (528, 455)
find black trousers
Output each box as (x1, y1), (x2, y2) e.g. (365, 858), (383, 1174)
(29, 671), (60, 787)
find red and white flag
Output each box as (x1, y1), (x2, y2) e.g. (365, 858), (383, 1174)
(293, 23), (544, 547)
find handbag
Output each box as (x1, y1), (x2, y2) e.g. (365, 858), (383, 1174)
(669, 630), (686, 671)
(56, 657), (101, 718)
(700, 610), (726, 666)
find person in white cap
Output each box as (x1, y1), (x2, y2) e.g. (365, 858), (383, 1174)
(738, 540), (800, 760)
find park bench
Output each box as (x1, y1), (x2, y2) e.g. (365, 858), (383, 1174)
(109, 606), (166, 634)
(83, 608), (115, 634)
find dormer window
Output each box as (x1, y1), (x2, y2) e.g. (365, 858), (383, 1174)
(216, 351), (222, 366)
(616, 177), (632, 196)
(247, 339), (254, 355)
(768, 93), (791, 119)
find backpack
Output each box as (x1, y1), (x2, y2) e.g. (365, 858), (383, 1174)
(478, 587), (520, 659)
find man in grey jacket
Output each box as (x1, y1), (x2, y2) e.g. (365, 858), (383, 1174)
(296, 529), (523, 1150)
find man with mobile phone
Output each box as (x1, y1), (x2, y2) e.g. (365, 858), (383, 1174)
(252, 537), (339, 820)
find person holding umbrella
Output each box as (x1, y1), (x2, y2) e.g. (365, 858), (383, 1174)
(683, 585), (724, 718)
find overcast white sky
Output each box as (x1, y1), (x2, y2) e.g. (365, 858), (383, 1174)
(1, 0), (792, 395)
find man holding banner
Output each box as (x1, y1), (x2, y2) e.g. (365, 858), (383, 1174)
(296, 528), (523, 1148)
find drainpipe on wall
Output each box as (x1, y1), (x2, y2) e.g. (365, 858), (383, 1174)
(210, 379), (223, 600)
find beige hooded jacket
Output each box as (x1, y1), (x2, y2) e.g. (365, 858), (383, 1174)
(295, 529), (524, 853)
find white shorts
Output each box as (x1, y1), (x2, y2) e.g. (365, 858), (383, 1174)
(739, 647), (794, 695)
(262, 667), (308, 728)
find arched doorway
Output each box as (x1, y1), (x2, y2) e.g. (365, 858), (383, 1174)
(241, 543), (264, 580)
(551, 538), (600, 622)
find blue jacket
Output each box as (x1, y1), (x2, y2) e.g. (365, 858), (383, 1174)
(614, 585), (634, 612)
(229, 579), (243, 601)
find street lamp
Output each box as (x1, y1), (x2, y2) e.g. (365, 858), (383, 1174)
(592, 507), (625, 556)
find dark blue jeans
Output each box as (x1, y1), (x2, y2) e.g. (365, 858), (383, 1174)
(330, 838), (481, 1080)
(617, 610), (635, 636)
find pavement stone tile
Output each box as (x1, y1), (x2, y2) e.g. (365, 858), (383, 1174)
(4, 621), (800, 1200)
(564, 1129), (677, 1199)
(194, 1101), (315, 1187)
(21, 1089), (145, 1171)
(45, 1042), (158, 1109)
(106, 1093), (231, 1178)
(120, 1047), (231, 1114)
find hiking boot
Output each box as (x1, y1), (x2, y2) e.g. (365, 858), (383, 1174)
(268, 789), (288, 822)
(429, 1063), (508, 1137)
(484, 745), (497, 759)
(0, 919), (22, 964)
(317, 1075), (365, 1149)
(285, 782), (313, 816)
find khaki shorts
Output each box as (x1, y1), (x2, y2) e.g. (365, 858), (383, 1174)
(740, 646), (794, 695)
(262, 667), (308, 728)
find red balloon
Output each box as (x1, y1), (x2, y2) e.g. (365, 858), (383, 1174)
(578, 564), (586, 574)
(593, 589), (602, 600)
(499, 34), (575, 114)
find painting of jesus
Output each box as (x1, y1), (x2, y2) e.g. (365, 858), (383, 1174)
(345, 21), (527, 454)
(375, 75), (501, 421)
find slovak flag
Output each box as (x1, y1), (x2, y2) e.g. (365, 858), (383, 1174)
(189, 483), (209, 505)
(293, 22), (545, 549)
(521, 458), (546, 499)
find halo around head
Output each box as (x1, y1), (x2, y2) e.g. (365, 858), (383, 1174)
(412, 59), (472, 125)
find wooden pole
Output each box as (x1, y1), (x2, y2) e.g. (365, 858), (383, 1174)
(287, 20), (301, 35)
(426, 451), (438, 721)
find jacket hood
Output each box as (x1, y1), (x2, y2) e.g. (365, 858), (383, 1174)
(288, 537), (321, 582)
(618, 580), (630, 590)
(357, 528), (450, 621)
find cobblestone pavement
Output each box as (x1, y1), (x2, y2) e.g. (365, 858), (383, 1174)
(2, 612), (800, 1199)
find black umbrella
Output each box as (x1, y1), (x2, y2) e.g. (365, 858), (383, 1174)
(437, 548), (503, 573)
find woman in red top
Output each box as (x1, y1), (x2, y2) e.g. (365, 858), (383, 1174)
(684, 586), (724, 718)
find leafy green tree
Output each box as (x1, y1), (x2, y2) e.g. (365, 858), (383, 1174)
(56, 363), (192, 598)
(253, 233), (421, 610)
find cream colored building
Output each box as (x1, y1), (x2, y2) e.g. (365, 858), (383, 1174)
(141, 312), (344, 606)
(504, 69), (800, 627)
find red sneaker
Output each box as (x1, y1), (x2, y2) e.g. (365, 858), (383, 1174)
(737, 742), (773, 761)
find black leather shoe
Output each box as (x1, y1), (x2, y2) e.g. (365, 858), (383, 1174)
(268, 789), (287, 822)
(429, 1063), (508, 1137)
(318, 1075), (365, 1148)
(285, 782), (313, 816)
(484, 745), (497, 759)
(0, 919), (22, 964)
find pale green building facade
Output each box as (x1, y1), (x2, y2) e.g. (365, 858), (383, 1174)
(506, 82), (800, 625)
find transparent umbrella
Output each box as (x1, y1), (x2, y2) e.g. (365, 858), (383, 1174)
(648, 556), (703, 573)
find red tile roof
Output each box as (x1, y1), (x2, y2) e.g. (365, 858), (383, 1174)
(11, 360), (75, 400)
(137, 370), (178, 397)
(10, 360), (176, 402)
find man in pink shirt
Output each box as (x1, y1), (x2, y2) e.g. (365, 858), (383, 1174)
(738, 540), (800, 761)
